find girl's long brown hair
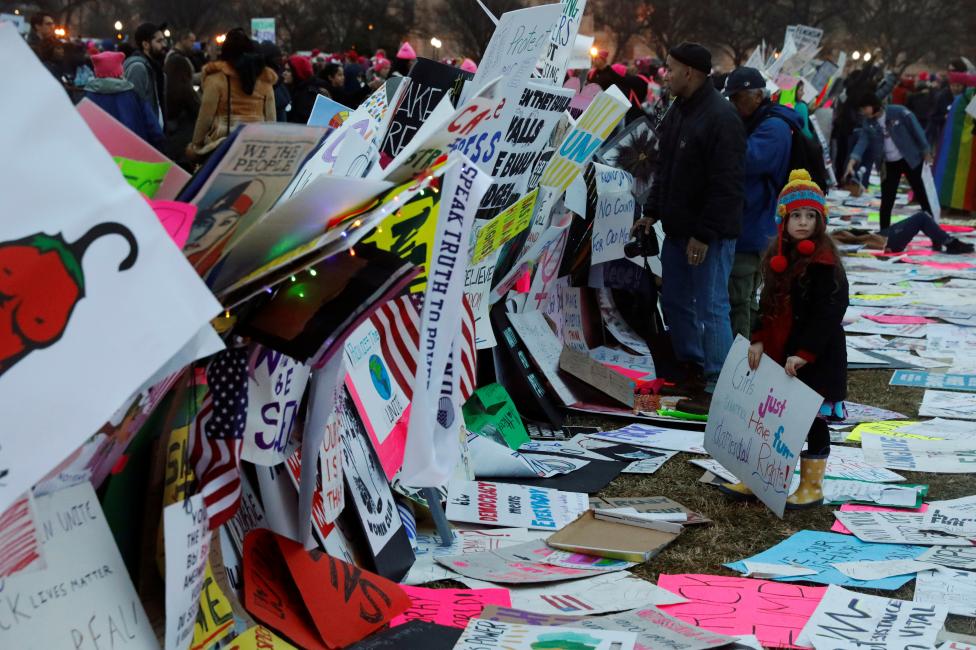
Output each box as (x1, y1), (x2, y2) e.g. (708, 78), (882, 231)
(758, 211), (847, 318)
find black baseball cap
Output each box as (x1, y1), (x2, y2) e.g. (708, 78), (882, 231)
(723, 67), (766, 97)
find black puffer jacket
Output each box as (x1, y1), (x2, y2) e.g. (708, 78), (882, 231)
(644, 82), (746, 243)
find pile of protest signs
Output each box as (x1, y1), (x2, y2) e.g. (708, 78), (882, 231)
(3, 7), (976, 650)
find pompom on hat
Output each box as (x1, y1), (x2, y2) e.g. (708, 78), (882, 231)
(396, 41), (417, 60)
(460, 58), (478, 73)
(770, 169), (827, 273)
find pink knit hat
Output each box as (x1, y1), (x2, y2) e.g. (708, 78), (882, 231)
(611, 63), (627, 76)
(373, 56), (391, 71)
(92, 51), (125, 79)
(396, 41), (417, 60)
(460, 58), (477, 73)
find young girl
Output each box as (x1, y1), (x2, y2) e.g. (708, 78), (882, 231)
(721, 169), (849, 509)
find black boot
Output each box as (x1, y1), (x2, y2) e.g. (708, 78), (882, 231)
(945, 238), (975, 255)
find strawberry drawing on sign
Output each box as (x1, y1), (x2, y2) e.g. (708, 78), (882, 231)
(0, 223), (138, 377)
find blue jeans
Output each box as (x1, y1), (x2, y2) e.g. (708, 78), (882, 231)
(880, 211), (949, 252)
(660, 237), (736, 380)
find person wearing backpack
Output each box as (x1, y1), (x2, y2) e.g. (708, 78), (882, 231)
(724, 67), (804, 339)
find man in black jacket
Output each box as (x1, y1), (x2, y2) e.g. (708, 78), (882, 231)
(632, 42), (746, 406)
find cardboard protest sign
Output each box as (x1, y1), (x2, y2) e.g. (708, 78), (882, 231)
(390, 586), (511, 628)
(479, 604), (735, 650)
(446, 479), (588, 530)
(436, 539), (595, 584)
(181, 124), (327, 275)
(239, 345), (311, 466)
(461, 570), (685, 615)
(342, 316), (411, 478)
(798, 585), (947, 650)
(148, 200), (197, 249)
(705, 336), (822, 517)
(0, 492), (43, 579)
(891, 369), (976, 392)
(539, 86), (630, 192)
(833, 511), (974, 546)
(914, 568), (976, 617)
(0, 482), (158, 649)
(114, 156), (172, 198)
(726, 530), (927, 590)
(244, 528), (410, 649)
(472, 189), (539, 263)
(590, 165), (635, 265)
(559, 346), (635, 407)
(226, 625), (297, 649)
(466, 3), (562, 100)
(404, 527), (546, 585)
(164, 495), (211, 650)
(919, 506), (976, 538)
(207, 174), (393, 295)
(463, 383), (530, 449)
(192, 562), (236, 650)
(920, 389), (976, 420)
(453, 618), (637, 650)
(918, 545), (976, 571)
(381, 58), (472, 160)
(657, 574), (826, 649)
(336, 387), (415, 580)
(0, 28), (223, 513)
(76, 98), (191, 201)
(307, 94), (351, 128)
(534, 0), (587, 84)
(593, 424), (706, 454)
(508, 309), (583, 407)
(548, 509), (681, 562)
(347, 620), (463, 650)
(398, 160), (487, 488)
(822, 445), (906, 482)
(862, 434), (976, 473)
(471, 82), (574, 220)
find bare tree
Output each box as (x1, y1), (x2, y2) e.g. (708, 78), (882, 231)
(844, 0), (969, 74)
(590, 0), (654, 61)
(700, 0), (789, 67)
(643, 0), (706, 60)
(432, 0), (529, 60)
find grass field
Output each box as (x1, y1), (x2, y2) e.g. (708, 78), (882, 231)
(566, 368), (976, 644)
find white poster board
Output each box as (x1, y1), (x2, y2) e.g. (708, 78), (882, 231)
(0, 26), (222, 513)
(0, 483), (159, 649)
(798, 585), (946, 650)
(446, 479), (588, 530)
(704, 336), (822, 517)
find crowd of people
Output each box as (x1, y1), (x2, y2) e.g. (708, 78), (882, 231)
(22, 13), (974, 422)
(630, 41), (974, 422)
(24, 13), (442, 169)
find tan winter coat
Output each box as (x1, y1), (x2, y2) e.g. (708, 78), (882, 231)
(188, 60), (278, 157)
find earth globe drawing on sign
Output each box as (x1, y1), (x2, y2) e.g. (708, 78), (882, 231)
(368, 354), (392, 400)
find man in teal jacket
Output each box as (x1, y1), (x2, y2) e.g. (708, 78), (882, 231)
(725, 67), (801, 338)
(845, 93), (933, 230)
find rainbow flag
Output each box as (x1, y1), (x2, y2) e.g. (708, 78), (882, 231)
(934, 88), (976, 211)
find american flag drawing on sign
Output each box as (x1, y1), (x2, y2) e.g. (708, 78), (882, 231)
(459, 295), (477, 402)
(188, 396), (243, 530)
(370, 295), (421, 397)
(204, 348), (249, 439)
(368, 294), (476, 402)
(0, 493), (41, 578)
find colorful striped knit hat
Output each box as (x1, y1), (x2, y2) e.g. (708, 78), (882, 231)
(771, 169), (827, 273)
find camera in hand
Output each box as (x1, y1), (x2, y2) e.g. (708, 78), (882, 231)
(624, 227), (659, 258)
